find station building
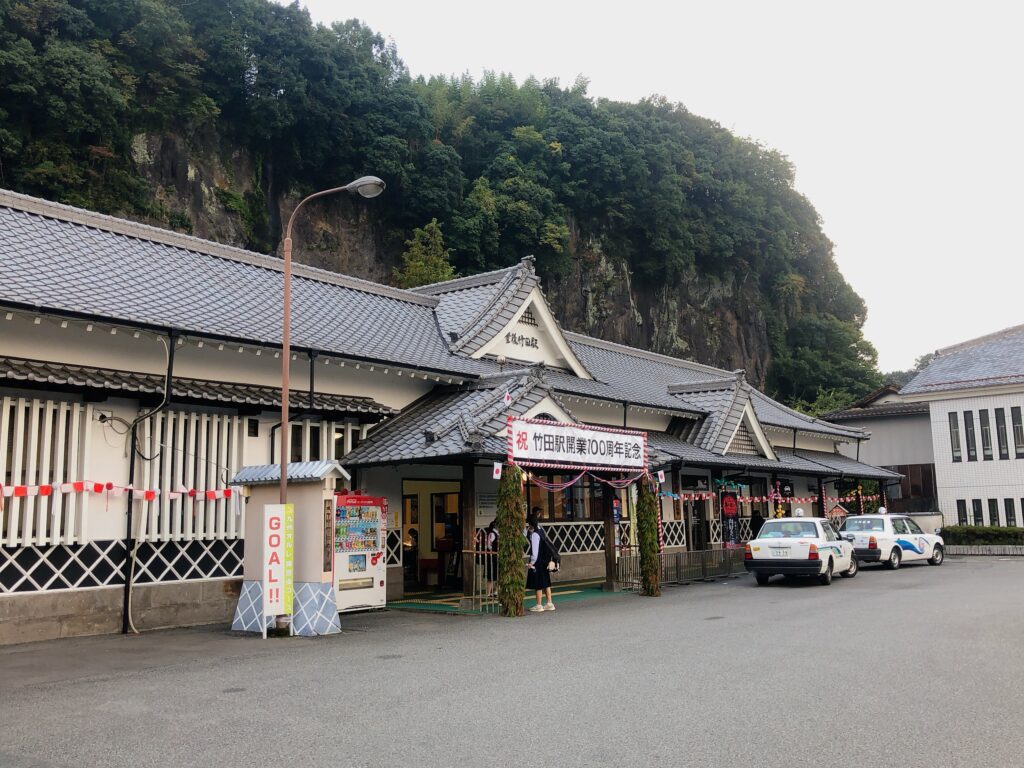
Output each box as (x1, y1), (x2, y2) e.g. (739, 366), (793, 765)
(0, 189), (897, 643)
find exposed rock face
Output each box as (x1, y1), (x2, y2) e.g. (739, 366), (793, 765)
(126, 132), (771, 386)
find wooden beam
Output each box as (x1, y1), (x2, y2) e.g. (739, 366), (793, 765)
(461, 461), (476, 598)
(603, 482), (617, 591)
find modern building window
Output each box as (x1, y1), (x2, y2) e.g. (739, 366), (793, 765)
(1013, 407), (1024, 459)
(963, 411), (977, 461)
(956, 499), (968, 526)
(994, 409), (1009, 460)
(948, 412), (962, 462)
(988, 498), (1000, 526)
(1004, 499), (1017, 528)
(979, 410), (992, 460)
(972, 498), (984, 526)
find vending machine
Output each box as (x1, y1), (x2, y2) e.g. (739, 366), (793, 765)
(333, 493), (388, 612)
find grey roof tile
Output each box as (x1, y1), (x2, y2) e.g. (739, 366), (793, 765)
(0, 202), (482, 377)
(231, 460), (348, 485)
(0, 356), (396, 415)
(902, 324), (1024, 394)
(0, 190), (860, 443)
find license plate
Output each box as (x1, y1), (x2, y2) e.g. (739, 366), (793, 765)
(771, 547), (790, 558)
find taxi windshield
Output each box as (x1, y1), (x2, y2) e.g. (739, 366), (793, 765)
(757, 520), (818, 539)
(840, 518), (885, 532)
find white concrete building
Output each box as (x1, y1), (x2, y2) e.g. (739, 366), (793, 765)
(832, 325), (1024, 527)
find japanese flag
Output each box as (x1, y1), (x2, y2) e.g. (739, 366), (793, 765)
(493, 462), (503, 480)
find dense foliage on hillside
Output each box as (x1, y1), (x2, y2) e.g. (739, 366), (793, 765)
(0, 0), (882, 406)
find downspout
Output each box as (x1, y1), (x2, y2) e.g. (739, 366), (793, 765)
(121, 330), (176, 634)
(308, 350), (317, 411)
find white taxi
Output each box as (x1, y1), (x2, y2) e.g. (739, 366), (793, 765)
(837, 514), (944, 569)
(744, 517), (858, 586)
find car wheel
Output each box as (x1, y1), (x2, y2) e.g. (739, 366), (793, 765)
(818, 560), (833, 585)
(755, 574), (771, 586)
(887, 547), (902, 570)
(929, 545), (944, 566)
(841, 556), (859, 578)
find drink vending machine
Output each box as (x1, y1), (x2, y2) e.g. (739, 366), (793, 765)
(333, 493), (388, 612)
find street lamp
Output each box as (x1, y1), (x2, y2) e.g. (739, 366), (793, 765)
(279, 176), (386, 503)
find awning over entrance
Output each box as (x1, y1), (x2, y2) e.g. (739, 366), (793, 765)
(342, 371), (573, 467)
(646, 431), (900, 481)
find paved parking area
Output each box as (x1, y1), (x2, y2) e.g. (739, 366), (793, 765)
(2, 557), (1022, 767)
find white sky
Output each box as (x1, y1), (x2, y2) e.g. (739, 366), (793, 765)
(295, 0), (1023, 371)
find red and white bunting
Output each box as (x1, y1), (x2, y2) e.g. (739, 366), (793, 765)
(0, 482), (234, 505)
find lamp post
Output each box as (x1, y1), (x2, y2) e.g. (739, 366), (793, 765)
(280, 176), (386, 503)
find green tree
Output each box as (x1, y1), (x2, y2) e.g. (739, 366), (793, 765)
(496, 465), (526, 617)
(636, 480), (661, 597)
(393, 218), (456, 288)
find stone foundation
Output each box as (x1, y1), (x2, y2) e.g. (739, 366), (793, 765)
(0, 579), (241, 646)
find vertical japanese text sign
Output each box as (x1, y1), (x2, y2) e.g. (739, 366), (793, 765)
(263, 504), (295, 618)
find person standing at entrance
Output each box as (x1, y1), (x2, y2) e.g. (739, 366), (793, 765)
(526, 512), (554, 612)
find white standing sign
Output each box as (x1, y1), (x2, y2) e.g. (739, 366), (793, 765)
(507, 417), (647, 471)
(262, 504), (294, 638)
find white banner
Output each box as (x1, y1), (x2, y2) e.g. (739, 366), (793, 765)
(507, 418), (647, 470)
(263, 504), (294, 618)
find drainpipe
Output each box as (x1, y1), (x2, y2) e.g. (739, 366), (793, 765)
(121, 330), (176, 634)
(308, 350), (317, 411)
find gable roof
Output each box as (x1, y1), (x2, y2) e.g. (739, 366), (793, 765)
(342, 372), (574, 466)
(414, 257), (539, 355)
(901, 324), (1024, 395)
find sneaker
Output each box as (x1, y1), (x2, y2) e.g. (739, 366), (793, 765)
(528, 605), (545, 612)
(544, 603), (556, 611)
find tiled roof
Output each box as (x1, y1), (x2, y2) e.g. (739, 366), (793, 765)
(823, 402), (930, 421)
(748, 390), (865, 440)
(777, 450), (902, 480)
(425, 259), (539, 355)
(0, 356), (396, 415)
(0, 189), (858, 443)
(342, 373), (564, 466)
(231, 460), (348, 485)
(0, 191), (481, 378)
(646, 433), (896, 479)
(902, 324), (1024, 395)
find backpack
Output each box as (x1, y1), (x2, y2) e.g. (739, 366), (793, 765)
(537, 527), (561, 568)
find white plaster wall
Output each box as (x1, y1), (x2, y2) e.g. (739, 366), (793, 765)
(835, 415), (933, 466)
(765, 430), (844, 454)
(928, 393), (1024, 524)
(560, 400), (672, 432)
(0, 312), (436, 409)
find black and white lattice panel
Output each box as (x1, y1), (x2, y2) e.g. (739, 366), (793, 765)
(133, 539), (244, 584)
(0, 540), (126, 593)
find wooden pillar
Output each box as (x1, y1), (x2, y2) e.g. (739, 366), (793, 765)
(671, 463), (682, 525)
(602, 480), (617, 591)
(461, 461), (476, 598)
(817, 478), (826, 518)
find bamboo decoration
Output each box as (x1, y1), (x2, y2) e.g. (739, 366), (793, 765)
(637, 478), (661, 597)
(497, 464), (527, 617)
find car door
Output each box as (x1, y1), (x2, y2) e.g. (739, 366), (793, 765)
(902, 517), (933, 560)
(891, 517), (924, 561)
(821, 520), (851, 571)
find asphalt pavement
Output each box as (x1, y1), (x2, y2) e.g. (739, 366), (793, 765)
(2, 557), (1022, 768)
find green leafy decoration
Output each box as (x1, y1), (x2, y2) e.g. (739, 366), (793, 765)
(496, 465), (526, 617)
(636, 479), (661, 597)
